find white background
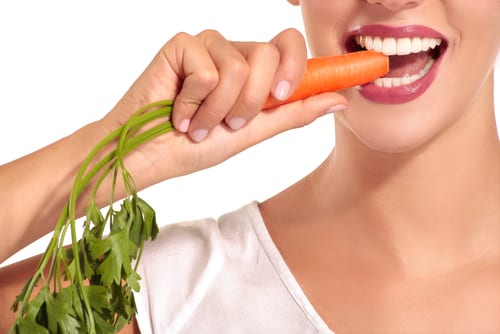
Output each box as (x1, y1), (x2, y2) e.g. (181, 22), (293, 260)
(1, 0), (499, 267)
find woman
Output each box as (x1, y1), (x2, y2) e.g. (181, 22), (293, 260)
(1, 0), (499, 333)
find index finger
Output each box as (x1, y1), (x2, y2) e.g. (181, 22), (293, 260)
(268, 28), (308, 102)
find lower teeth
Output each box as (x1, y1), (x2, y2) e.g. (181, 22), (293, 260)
(373, 59), (435, 88)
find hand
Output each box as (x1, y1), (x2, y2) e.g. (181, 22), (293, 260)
(101, 28), (348, 186)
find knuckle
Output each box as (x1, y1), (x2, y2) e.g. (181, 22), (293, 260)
(197, 28), (220, 37)
(178, 95), (202, 109)
(281, 28), (306, 44)
(254, 42), (280, 62)
(195, 69), (220, 91)
(226, 57), (250, 79)
(238, 90), (263, 109)
(169, 31), (194, 44)
(197, 29), (223, 41)
(202, 105), (227, 125)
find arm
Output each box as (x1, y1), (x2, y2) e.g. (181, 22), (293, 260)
(0, 121), (110, 263)
(1, 28), (343, 263)
(0, 28), (346, 331)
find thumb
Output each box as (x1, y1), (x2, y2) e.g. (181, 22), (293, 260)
(237, 92), (347, 145)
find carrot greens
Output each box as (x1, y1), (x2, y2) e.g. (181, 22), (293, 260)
(10, 100), (174, 334)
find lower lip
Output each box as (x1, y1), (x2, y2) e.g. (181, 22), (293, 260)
(358, 54), (444, 104)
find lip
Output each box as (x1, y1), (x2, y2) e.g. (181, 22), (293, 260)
(343, 24), (448, 104)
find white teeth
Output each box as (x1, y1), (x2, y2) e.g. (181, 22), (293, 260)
(354, 35), (442, 87)
(356, 36), (442, 56)
(373, 59), (435, 88)
(382, 37), (397, 56)
(411, 37), (422, 53)
(396, 38), (412, 56)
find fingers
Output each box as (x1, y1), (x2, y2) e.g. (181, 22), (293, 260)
(171, 31), (250, 141)
(268, 28), (308, 102)
(221, 41), (280, 131)
(192, 92), (348, 168)
(227, 92), (348, 150)
(222, 28), (309, 133)
(149, 28), (316, 142)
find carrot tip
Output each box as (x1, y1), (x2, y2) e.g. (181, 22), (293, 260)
(263, 50), (389, 109)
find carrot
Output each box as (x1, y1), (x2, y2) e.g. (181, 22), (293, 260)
(264, 50), (389, 109)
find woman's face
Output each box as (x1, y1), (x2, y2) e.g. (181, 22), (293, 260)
(296, 0), (500, 153)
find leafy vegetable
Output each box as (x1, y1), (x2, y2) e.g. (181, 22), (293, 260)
(9, 100), (174, 334)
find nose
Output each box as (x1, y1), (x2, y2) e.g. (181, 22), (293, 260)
(365, 0), (422, 11)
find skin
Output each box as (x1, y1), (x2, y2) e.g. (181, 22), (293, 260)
(1, 0), (499, 333)
(261, 0), (500, 332)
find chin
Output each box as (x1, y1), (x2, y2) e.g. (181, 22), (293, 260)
(356, 134), (429, 154)
(336, 109), (440, 155)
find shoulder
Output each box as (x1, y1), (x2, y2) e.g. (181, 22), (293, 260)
(134, 202), (262, 332)
(141, 201), (260, 263)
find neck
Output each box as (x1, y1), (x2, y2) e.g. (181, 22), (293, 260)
(312, 77), (500, 275)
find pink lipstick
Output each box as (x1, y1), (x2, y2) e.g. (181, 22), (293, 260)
(344, 25), (448, 104)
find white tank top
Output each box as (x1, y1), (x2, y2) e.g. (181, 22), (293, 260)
(135, 201), (335, 334)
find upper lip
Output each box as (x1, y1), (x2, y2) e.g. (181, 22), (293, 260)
(343, 24), (448, 55)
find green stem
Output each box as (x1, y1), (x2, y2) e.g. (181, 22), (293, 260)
(12, 100), (173, 334)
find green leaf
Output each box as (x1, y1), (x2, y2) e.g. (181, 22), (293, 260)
(84, 285), (111, 314)
(64, 259), (77, 281)
(88, 234), (111, 261)
(62, 238), (95, 282)
(11, 318), (49, 334)
(86, 200), (104, 227)
(86, 200), (106, 239)
(111, 201), (131, 234)
(68, 285), (84, 324)
(24, 287), (48, 321)
(137, 197), (159, 241)
(125, 270), (141, 292)
(128, 206), (143, 248)
(10, 277), (33, 313)
(40, 287), (80, 334)
(74, 239), (93, 280)
(92, 230), (136, 285)
(93, 311), (118, 334)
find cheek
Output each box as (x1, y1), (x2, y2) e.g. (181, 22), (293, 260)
(444, 0), (500, 67)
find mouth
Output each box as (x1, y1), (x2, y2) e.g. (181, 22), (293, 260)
(344, 25), (448, 103)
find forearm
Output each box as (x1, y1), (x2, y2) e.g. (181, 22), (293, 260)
(0, 120), (111, 263)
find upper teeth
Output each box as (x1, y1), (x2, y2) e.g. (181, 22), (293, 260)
(356, 36), (442, 56)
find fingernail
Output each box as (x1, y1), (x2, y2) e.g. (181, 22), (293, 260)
(325, 104), (347, 114)
(227, 117), (246, 130)
(191, 128), (208, 142)
(273, 80), (291, 101)
(178, 119), (190, 133)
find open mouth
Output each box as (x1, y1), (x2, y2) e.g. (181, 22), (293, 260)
(345, 28), (447, 88)
(347, 36), (446, 87)
(344, 25), (448, 103)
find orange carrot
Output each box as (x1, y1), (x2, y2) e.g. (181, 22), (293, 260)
(264, 50), (389, 109)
